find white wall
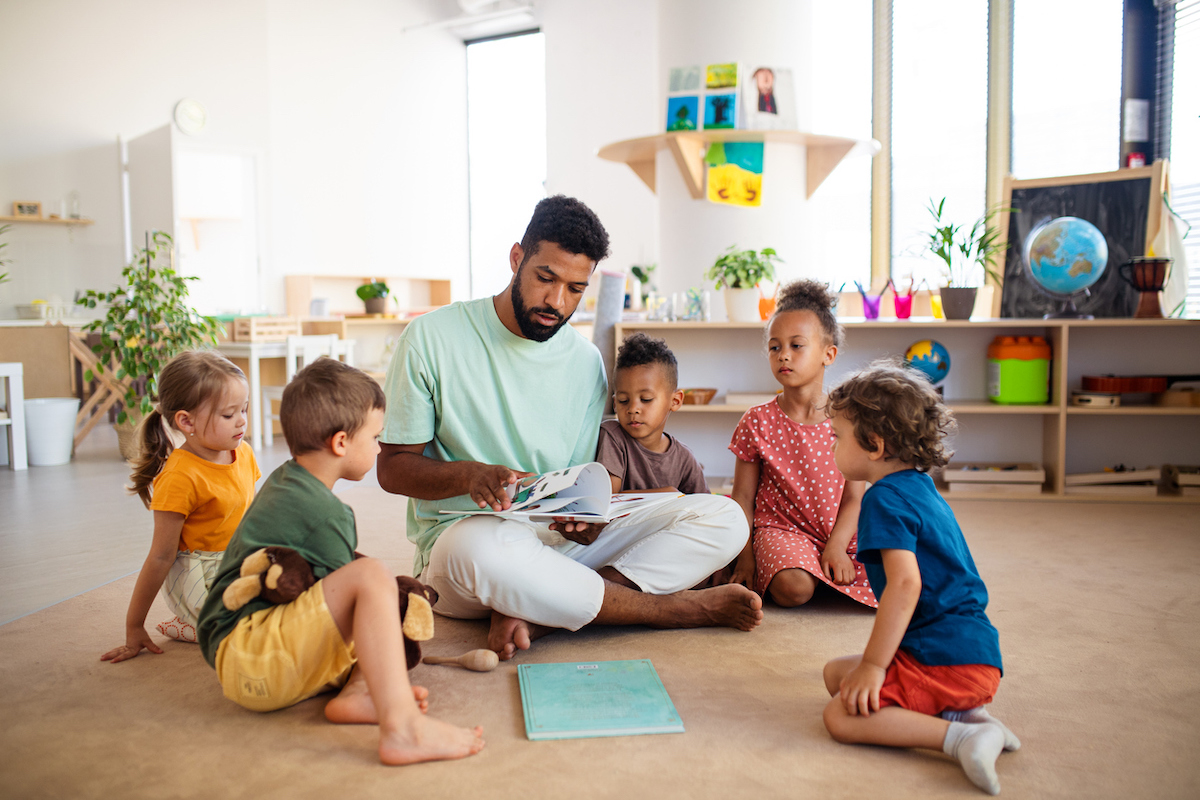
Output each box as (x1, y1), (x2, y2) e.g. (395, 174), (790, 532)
(540, 0), (660, 278)
(0, 0), (270, 316)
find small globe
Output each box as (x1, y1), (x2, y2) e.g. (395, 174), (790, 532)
(1024, 216), (1108, 298)
(904, 340), (951, 386)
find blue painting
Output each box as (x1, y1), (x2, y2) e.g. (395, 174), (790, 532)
(704, 93), (737, 129)
(666, 96), (699, 132)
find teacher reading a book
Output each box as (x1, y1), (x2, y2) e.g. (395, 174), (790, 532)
(377, 195), (761, 660)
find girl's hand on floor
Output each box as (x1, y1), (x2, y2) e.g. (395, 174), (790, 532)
(101, 628), (164, 663)
(725, 548), (756, 588)
(821, 548), (856, 585)
(839, 661), (886, 716)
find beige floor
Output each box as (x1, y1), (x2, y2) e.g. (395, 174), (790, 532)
(1, 434), (1199, 799)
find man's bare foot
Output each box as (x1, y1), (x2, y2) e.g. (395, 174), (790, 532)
(379, 716), (485, 766)
(487, 610), (554, 661)
(661, 584), (764, 631)
(326, 678), (429, 724)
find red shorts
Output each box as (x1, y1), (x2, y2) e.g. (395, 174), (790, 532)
(877, 649), (1001, 716)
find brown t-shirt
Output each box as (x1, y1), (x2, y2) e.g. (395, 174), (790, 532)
(595, 419), (709, 494)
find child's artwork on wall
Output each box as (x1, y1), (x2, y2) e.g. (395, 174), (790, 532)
(666, 96), (699, 131)
(705, 63), (739, 89)
(668, 66), (702, 93)
(704, 93), (738, 130)
(705, 141), (763, 207)
(743, 66), (796, 130)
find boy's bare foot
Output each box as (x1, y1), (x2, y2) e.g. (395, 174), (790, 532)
(659, 584), (764, 631)
(487, 610), (553, 661)
(326, 678), (429, 724)
(379, 716), (485, 766)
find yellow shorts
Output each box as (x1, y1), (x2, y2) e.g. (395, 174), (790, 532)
(215, 580), (357, 712)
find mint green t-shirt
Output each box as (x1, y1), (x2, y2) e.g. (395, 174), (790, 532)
(381, 297), (608, 576)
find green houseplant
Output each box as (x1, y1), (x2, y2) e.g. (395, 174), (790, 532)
(925, 198), (1012, 319)
(356, 281), (390, 314)
(704, 245), (781, 322)
(76, 231), (221, 455)
(0, 223), (12, 284)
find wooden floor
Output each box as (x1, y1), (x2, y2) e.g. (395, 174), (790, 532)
(0, 425), (322, 625)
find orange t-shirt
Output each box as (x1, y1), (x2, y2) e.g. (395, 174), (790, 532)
(149, 442), (261, 552)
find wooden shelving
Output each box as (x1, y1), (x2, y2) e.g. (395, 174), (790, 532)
(0, 215), (93, 226)
(615, 317), (1200, 504)
(597, 129), (879, 199)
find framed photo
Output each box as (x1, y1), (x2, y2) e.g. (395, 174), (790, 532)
(13, 201), (42, 218)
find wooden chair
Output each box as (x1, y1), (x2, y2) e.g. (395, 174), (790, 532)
(261, 335), (355, 446)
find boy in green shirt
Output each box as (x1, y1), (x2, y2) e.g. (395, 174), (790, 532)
(198, 358), (484, 765)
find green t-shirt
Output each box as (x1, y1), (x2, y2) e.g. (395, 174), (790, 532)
(197, 460), (358, 667)
(381, 297), (608, 576)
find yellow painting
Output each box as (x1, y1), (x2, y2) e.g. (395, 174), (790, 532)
(706, 163), (762, 207)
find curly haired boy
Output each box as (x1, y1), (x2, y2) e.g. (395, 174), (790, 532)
(820, 360), (1019, 795)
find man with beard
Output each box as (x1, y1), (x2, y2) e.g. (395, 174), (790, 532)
(377, 195), (762, 660)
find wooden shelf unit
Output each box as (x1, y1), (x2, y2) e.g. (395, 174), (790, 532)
(597, 129), (879, 200)
(0, 215), (93, 226)
(285, 275), (451, 319)
(614, 317), (1200, 503)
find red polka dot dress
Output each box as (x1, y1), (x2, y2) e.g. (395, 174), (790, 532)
(729, 399), (877, 608)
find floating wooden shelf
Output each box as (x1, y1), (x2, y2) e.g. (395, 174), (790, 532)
(597, 129), (879, 199)
(0, 215), (93, 226)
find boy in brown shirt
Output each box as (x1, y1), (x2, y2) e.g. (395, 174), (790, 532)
(597, 333), (709, 495)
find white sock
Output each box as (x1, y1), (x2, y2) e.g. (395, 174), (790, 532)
(943, 720), (1004, 795)
(941, 706), (1021, 751)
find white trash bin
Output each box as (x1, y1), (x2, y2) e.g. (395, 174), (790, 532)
(24, 397), (80, 466)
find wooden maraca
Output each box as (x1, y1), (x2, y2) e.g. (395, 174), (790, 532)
(422, 649), (500, 672)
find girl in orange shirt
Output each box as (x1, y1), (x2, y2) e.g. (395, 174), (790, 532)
(102, 351), (260, 662)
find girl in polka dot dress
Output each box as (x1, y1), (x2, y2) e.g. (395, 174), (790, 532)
(725, 280), (877, 609)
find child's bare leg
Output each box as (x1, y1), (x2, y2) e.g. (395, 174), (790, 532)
(823, 655), (862, 695)
(325, 666), (429, 723)
(767, 568), (817, 607)
(322, 559), (485, 764)
(824, 700), (1003, 795)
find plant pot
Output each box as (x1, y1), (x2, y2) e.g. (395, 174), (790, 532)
(939, 287), (978, 320)
(364, 297), (389, 314)
(724, 288), (762, 323)
(114, 417), (142, 462)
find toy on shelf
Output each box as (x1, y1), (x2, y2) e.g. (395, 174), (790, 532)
(1118, 257), (1171, 319)
(904, 340), (951, 387)
(987, 336), (1050, 404)
(942, 462), (1045, 494)
(1023, 216), (1109, 319)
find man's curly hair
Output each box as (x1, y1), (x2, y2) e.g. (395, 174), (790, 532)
(768, 279), (843, 348)
(519, 195), (611, 267)
(615, 332), (678, 390)
(826, 359), (957, 472)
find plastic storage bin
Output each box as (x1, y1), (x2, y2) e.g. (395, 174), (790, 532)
(24, 397), (79, 466)
(987, 336), (1051, 404)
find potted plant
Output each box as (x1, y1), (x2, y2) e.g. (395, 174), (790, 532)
(0, 223), (12, 284)
(704, 245), (781, 322)
(76, 231), (221, 459)
(925, 198), (1011, 319)
(356, 281), (391, 314)
(629, 263), (656, 310)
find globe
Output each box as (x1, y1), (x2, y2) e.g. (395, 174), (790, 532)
(904, 340), (951, 386)
(1024, 216), (1108, 298)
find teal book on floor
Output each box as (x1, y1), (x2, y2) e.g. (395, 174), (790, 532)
(518, 659), (685, 740)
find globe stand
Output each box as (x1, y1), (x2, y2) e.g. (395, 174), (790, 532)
(1043, 294), (1093, 320)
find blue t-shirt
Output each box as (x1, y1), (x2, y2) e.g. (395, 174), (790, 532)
(857, 469), (1002, 672)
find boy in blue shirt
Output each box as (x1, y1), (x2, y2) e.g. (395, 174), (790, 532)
(820, 361), (1019, 795)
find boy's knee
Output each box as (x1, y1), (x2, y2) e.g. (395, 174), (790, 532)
(822, 661), (840, 695)
(350, 557), (397, 592)
(822, 700), (854, 743)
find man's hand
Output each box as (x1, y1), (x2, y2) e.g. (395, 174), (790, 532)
(467, 464), (530, 511)
(839, 660), (887, 716)
(549, 519), (608, 545)
(821, 548), (857, 585)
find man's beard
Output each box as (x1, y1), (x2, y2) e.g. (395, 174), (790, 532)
(511, 267), (570, 342)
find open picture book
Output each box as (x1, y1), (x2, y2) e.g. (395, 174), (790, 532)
(441, 462), (681, 523)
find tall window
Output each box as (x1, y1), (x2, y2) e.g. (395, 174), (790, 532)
(1011, 0), (1123, 179)
(466, 31), (546, 299)
(1170, 0), (1200, 316)
(808, 1), (873, 290)
(890, 0), (989, 289)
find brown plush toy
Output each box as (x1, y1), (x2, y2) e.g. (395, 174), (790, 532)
(222, 547), (438, 670)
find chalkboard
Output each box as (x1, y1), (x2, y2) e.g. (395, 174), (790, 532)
(998, 164), (1166, 318)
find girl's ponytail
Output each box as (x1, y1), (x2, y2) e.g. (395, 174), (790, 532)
(128, 409), (171, 508)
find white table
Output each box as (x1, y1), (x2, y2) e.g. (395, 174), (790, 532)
(0, 362), (27, 470)
(216, 340), (355, 451)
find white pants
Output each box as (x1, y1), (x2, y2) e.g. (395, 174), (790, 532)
(422, 493), (748, 631)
